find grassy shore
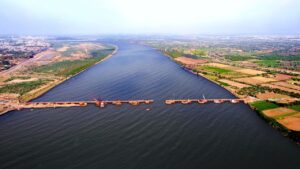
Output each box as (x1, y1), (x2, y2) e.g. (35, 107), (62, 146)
(31, 49), (114, 77)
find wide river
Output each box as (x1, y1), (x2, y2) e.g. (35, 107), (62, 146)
(0, 41), (300, 169)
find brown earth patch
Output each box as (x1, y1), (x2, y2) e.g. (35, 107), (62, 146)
(205, 63), (233, 69)
(76, 43), (104, 50)
(256, 92), (295, 103)
(0, 93), (19, 101)
(263, 107), (297, 118)
(235, 76), (276, 85)
(261, 84), (300, 94)
(7, 78), (38, 84)
(205, 63), (265, 75)
(234, 68), (265, 75)
(277, 116), (300, 131)
(175, 57), (208, 65)
(272, 82), (300, 91)
(273, 74), (292, 81)
(256, 92), (292, 100)
(219, 79), (250, 88)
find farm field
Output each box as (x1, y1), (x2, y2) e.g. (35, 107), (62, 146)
(277, 117), (300, 131)
(235, 76), (277, 85)
(250, 101), (279, 111)
(262, 107), (297, 118)
(218, 79), (250, 89)
(204, 63), (265, 75)
(157, 44), (300, 133)
(261, 84), (300, 94)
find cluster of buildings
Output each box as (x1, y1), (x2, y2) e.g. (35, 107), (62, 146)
(0, 36), (50, 70)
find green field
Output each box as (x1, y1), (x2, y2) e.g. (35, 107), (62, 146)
(165, 51), (183, 58)
(32, 48), (113, 77)
(225, 55), (253, 61)
(32, 55), (107, 77)
(217, 81), (229, 86)
(0, 80), (45, 95)
(200, 66), (232, 74)
(258, 54), (300, 61)
(192, 49), (206, 56)
(254, 60), (280, 67)
(250, 101), (279, 111)
(289, 105), (300, 111)
(4, 76), (31, 82)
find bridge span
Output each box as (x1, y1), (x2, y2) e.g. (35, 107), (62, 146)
(1, 100), (154, 112)
(1, 98), (246, 114)
(165, 99), (244, 104)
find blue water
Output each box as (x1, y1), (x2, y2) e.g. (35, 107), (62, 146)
(0, 41), (299, 169)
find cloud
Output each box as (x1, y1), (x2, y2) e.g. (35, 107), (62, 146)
(0, 0), (299, 35)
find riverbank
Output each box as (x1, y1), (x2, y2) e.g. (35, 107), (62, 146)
(0, 45), (118, 115)
(163, 51), (300, 144)
(24, 45), (118, 102)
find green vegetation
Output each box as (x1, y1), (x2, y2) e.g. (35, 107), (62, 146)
(292, 77), (300, 81)
(164, 48), (206, 59)
(200, 66), (232, 74)
(225, 54), (253, 61)
(250, 101), (279, 111)
(254, 60), (280, 67)
(192, 49), (206, 56)
(0, 80), (45, 95)
(32, 55), (107, 77)
(258, 54), (300, 61)
(32, 48), (114, 77)
(165, 50), (183, 58)
(238, 85), (300, 98)
(203, 74), (219, 81)
(4, 76), (31, 82)
(289, 105), (300, 111)
(274, 112), (300, 120)
(218, 81), (229, 86)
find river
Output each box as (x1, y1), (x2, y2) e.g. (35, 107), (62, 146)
(0, 41), (299, 169)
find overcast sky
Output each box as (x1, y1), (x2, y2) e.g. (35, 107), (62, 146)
(0, 0), (300, 35)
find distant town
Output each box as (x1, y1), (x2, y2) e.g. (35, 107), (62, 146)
(0, 36), (50, 70)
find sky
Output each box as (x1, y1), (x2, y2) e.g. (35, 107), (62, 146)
(0, 0), (300, 35)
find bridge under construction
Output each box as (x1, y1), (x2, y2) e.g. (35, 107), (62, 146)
(165, 99), (244, 104)
(0, 98), (247, 115)
(1, 100), (154, 111)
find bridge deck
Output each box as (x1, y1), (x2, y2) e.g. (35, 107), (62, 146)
(1, 99), (246, 113)
(8, 100), (154, 110)
(165, 99), (244, 104)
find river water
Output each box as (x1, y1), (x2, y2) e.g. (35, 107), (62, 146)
(0, 41), (299, 169)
